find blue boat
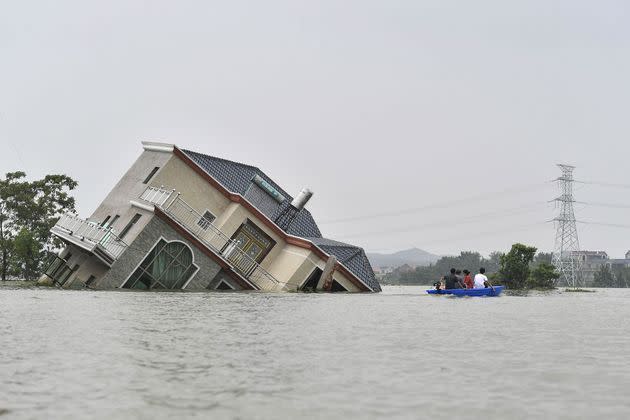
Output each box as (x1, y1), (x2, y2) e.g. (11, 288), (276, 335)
(426, 286), (504, 297)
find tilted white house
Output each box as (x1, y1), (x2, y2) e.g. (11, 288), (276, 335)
(42, 142), (381, 293)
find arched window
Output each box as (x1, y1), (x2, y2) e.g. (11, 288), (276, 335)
(123, 239), (198, 289)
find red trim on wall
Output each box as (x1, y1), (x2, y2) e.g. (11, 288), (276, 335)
(172, 147), (372, 292)
(154, 207), (257, 290)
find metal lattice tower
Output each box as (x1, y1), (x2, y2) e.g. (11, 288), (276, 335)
(551, 164), (583, 287)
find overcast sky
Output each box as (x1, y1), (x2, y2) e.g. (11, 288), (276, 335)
(2, 1), (629, 257)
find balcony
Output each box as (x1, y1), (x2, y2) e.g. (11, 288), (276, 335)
(51, 214), (128, 266)
(141, 186), (280, 290)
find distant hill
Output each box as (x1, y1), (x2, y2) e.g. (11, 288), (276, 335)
(367, 248), (440, 268)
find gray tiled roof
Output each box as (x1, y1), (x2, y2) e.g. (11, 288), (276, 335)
(182, 149), (322, 238)
(306, 237), (381, 292)
(182, 148), (381, 292)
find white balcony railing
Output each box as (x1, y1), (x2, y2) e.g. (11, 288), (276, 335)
(158, 194), (280, 290)
(52, 214), (128, 261)
(140, 186), (176, 207)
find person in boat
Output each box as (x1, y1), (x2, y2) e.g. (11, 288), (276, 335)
(455, 270), (464, 287)
(463, 269), (474, 289)
(445, 268), (465, 289)
(433, 277), (445, 291)
(473, 267), (489, 289)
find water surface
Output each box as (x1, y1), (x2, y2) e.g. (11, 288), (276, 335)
(1, 286), (629, 419)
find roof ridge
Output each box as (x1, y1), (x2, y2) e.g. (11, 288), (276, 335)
(182, 148), (298, 200)
(182, 149), (261, 172)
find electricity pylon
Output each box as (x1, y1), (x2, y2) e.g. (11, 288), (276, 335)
(551, 164), (583, 287)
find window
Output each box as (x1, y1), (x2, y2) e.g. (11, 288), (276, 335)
(143, 167), (160, 184)
(100, 215), (111, 227)
(197, 210), (216, 230)
(59, 264), (80, 286)
(122, 239), (198, 289)
(330, 279), (348, 292)
(216, 280), (234, 290)
(45, 256), (69, 280)
(118, 213), (142, 240)
(300, 267), (323, 292)
(106, 215), (120, 229)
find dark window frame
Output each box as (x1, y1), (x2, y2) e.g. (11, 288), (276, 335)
(86, 275), (97, 286)
(122, 239), (198, 290)
(197, 210), (216, 230)
(107, 215), (120, 229)
(143, 167), (160, 184)
(330, 279), (348, 292)
(300, 267), (323, 291)
(118, 213), (142, 240)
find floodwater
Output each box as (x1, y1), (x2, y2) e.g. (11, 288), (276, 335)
(1, 286), (630, 420)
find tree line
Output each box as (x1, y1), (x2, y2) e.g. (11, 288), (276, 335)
(593, 265), (630, 288)
(383, 244), (557, 289)
(0, 172), (77, 281)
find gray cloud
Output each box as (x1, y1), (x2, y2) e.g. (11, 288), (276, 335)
(2, 0), (629, 256)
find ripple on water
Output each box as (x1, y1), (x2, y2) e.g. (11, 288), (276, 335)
(1, 287), (630, 419)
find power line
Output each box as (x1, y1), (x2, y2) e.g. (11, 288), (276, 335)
(579, 221), (630, 229)
(580, 201), (630, 210)
(334, 202), (549, 239)
(575, 181), (630, 190)
(350, 221), (550, 249)
(319, 183), (551, 225)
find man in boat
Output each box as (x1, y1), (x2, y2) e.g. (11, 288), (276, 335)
(473, 267), (489, 289)
(445, 268), (465, 289)
(455, 270), (466, 288)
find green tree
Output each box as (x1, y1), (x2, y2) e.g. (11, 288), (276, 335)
(610, 266), (630, 288)
(12, 229), (41, 281)
(593, 265), (615, 287)
(527, 262), (559, 289)
(385, 250), (504, 285)
(533, 252), (553, 266)
(499, 243), (537, 289)
(0, 172), (77, 280)
(485, 251), (503, 274)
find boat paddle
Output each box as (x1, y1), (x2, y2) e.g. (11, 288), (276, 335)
(486, 280), (496, 295)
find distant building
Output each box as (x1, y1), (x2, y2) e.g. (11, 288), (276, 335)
(41, 142), (381, 293)
(606, 250), (630, 270)
(572, 251), (608, 285)
(569, 250), (630, 285)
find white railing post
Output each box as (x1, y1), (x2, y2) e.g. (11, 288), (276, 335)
(53, 212), (128, 262)
(156, 195), (279, 289)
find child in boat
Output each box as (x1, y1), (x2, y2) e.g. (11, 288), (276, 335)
(463, 269), (474, 289)
(473, 267), (489, 289)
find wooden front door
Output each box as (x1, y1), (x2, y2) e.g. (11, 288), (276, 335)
(226, 221), (275, 276)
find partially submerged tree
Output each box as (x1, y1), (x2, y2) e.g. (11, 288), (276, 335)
(527, 262), (559, 289)
(499, 243), (537, 289)
(593, 265), (614, 288)
(533, 252), (553, 266)
(0, 172), (77, 280)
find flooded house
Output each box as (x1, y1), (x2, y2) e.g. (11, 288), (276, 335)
(41, 142), (381, 293)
